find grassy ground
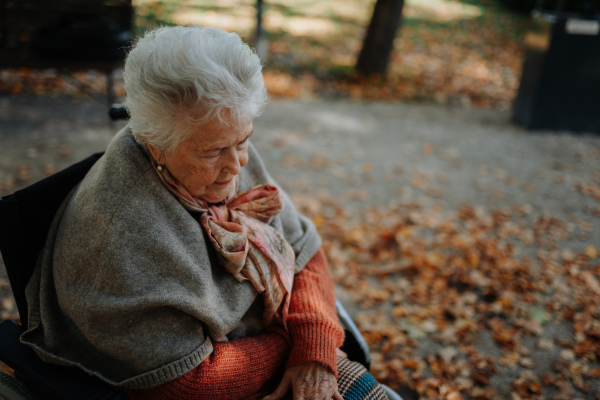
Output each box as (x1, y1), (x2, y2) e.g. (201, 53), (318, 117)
(0, 0), (530, 109)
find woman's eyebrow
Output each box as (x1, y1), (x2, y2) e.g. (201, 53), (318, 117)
(222, 131), (253, 150)
(202, 131), (254, 153)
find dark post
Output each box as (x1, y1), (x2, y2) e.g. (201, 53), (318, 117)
(256, 0), (263, 41)
(255, 0), (267, 59)
(356, 0), (404, 77)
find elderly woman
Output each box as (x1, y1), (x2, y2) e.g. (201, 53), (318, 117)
(21, 26), (387, 400)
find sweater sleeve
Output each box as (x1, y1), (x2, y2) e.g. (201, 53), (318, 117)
(124, 249), (344, 399)
(285, 249), (345, 376)
(124, 326), (291, 400)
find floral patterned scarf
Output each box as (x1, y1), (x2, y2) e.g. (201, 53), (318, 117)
(151, 160), (296, 329)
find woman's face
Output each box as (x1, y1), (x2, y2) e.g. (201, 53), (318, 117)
(149, 116), (253, 203)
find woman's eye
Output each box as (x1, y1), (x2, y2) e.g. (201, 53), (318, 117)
(236, 139), (249, 150)
(202, 151), (221, 158)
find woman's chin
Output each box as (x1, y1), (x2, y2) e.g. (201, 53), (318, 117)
(197, 193), (225, 204)
(198, 183), (234, 204)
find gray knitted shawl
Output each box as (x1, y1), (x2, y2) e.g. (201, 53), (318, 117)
(21, 127), (321, 389)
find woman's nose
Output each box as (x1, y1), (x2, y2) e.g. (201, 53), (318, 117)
(223, 148), (241, 175)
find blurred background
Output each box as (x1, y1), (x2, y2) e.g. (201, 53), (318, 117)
(0, 0), (532, 107)
(2, 0), (599, 124)
(2, 1), (600, 399)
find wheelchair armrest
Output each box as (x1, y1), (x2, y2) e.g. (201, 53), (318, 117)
(336, 300), (371, 371)
(0, 319), (125, 400)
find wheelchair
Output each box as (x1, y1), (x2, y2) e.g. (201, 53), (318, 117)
(0, 143), (402, 400)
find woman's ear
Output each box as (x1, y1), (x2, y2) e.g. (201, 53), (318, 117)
(147, 143), (165, 165)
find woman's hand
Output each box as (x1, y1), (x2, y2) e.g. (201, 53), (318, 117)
(264, 361), (342, 400)
(336, 348), (347, 359)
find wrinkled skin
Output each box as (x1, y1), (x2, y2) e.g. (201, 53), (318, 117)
(147, 115), (253, 203)
(263, 361), (343, 400)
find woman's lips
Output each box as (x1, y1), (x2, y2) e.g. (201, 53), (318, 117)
(214, 178), (232, 186)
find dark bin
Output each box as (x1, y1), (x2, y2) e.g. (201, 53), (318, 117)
(512, 10), (600, 133)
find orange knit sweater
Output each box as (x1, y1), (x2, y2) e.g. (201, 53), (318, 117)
(125, 249), (344, 400)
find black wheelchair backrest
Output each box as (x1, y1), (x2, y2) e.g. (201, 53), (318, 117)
(0, 152), (103, 327)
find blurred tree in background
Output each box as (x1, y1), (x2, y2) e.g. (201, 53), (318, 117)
(0, 0), (533, 110)
(356, 0), (405, 77)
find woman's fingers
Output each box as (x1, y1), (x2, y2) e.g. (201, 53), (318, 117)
(284, 362), (340, 400)
(332, 389), (344, 400)
(263, 374), (291, 400)
(267, 362), (341, 400)
(292, 385), (340, 400)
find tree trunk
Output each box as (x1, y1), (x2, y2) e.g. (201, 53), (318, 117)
(356, 0), (404, 77)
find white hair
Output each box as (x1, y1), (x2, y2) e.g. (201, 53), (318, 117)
(123, 25), (268, 154)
